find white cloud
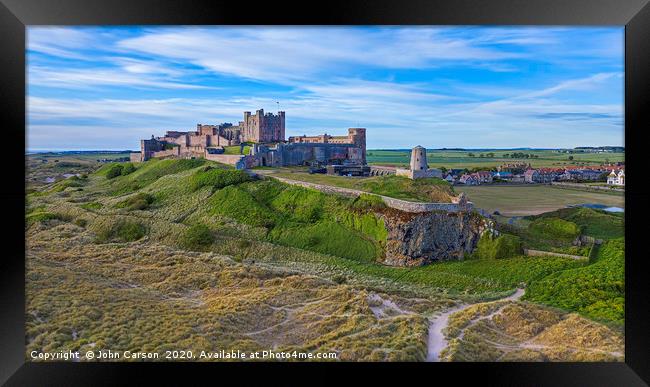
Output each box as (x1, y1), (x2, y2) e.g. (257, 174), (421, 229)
(28, 66), (212, 90)
(116, 27), (525, 84)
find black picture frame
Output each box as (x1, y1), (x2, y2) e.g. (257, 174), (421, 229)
(2, 0), (649, 385)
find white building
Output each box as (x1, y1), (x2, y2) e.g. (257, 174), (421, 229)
(607, 169), (625, 186)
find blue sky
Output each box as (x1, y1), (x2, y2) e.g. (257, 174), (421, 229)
(27, 26), (624, 151)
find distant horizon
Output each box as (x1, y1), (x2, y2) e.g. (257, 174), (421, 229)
(28, 26), (624, 150)
(26, 145), (625, 154)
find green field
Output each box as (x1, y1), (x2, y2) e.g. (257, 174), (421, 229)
(456, 185), (624, 216)
(367, 149), (624, 169)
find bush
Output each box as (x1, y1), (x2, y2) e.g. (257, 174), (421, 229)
(189, 168), (252, 192)
(116, 193), (155, 211)
(106, 164), (124, 179)
(529, 217), (581, 240)
(475, 232), (522, 260)
(180, 224), (214, 250)
(121, 163), (136, 176)
(96, 220), (146, 243)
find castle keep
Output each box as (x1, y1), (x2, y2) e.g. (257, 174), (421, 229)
(131, 109), (366, 169)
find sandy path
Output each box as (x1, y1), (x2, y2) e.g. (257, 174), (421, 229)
(425, 288), (525, 362)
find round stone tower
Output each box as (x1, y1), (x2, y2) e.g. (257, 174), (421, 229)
(410, 145), (427, 171)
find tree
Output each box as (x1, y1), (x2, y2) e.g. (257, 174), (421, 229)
(468, 153), (475, 157)
(568, 156), (574, 161)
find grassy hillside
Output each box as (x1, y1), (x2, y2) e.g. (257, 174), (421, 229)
(526, 207), (624, 240)
(26, 155), (626, 360)
(272, 171), (455, 203)
(524, 239), (624, 325)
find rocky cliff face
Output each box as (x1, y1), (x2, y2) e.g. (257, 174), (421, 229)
(376, 209), (494, 266)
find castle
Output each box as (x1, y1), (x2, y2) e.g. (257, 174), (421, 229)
(131, 109), (366, 169)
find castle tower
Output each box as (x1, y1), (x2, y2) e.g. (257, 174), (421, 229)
(348, 128), (366, 163)
(410, 146), (427, 171)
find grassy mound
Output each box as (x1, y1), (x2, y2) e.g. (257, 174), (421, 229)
(209, 185), (276, 228)
(98, 159), (206, 195)
(116, 193), (156, 211)
(189, 167), (251, 192)
(527, 207), (623, 240)
(268, 220), (380, 262)
(179, 223), (214, 250)
(528, 217), (581, 240)
(524, 238), (624, 325)
(95, 219), (147, 243)
(206, 180), (386, 262)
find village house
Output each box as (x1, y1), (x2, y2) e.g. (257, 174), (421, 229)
(459, 173), (479, 185)
(492, 171), (513, 180)
(474, 171), (493, 184)
(524, 168), (562, 183)
(607, 169), (625, 186)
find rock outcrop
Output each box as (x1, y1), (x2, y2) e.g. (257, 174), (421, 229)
(376, 208), (494, 266)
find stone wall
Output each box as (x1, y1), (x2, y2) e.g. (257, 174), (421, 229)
(204, 153), (245, 165)
(130, 153), (142, 163)
(550, 181), (624, 192)
(270, 176), (473, 213)
(523, 249), (588, 260)
(395, 168), (443, 180)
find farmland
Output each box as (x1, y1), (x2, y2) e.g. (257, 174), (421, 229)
(367, 149), (624, 169)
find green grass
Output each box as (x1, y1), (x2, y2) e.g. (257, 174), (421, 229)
(524, 239), (624, 325)
(189, 167), (252, 192)
(272, 172), (455, 202)
(207, 180), (385, 262)
(98, 159), (206, 195)
(26, 211), (61, 226)
(209, 185), (277, 228)
(526, 207), (624, 240)
(179, 223), (214, 250)
(80, 202), (103, 211)
(473, 233), (522, 260)
(223, 145), (251, 155)
(268, 220), (380, 263)
(115, 193), (156, 211)
(528, 217), (581, 240)
(456, 185), (624, 216)
(95, 219), (147, 243)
